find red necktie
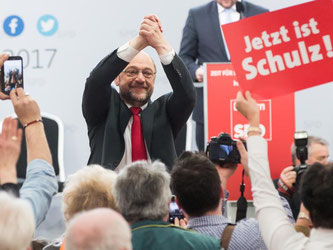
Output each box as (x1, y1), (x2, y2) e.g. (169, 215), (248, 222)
(130, 107), (147, 162)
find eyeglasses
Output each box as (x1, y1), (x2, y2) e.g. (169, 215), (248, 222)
(122, 68), (156, 79)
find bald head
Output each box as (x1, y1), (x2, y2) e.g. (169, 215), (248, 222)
(65, 208), (132, 250)
(130, 51), (156, 72)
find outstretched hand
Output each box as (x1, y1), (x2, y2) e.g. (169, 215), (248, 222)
(235, 91), (259, 127)
(9, 88), (41, 126)
(0, 117), (22, 184)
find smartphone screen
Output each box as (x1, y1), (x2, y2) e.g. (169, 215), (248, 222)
(1, 56), (24, 95)
(169, 196), (185, 223)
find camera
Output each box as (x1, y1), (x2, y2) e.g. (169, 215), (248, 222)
(206, 132), (245, 164)
(293, 131), (308, 185)
(169, 195), (184, 224)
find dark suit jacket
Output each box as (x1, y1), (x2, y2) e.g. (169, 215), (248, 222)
(82, 50), (196, 172)
(179, 0), (268, 123)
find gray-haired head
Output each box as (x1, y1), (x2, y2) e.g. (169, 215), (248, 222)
(65, 208), (132, 250)
(291, 136), (329, 166)
(113, 160), (172, 223)
(0, 191), (35, 250)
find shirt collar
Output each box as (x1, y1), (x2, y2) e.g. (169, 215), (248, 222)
(217, 2), (237, 14)
(125, 102), (148, 111)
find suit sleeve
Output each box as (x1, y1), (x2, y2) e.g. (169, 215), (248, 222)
(163, 54), (196, 136)
(82, 50), (128, 127)
(179, 9), (200, 82)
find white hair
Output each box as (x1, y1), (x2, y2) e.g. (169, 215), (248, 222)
(113, 160), (172, 222)
(0, 191), (35, 250)
(65, 208), (132, 250)
(62, 164), (118, 221)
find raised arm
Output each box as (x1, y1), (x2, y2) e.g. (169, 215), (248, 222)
(235, 91), (307, 250)
(10, 88), (58, 226)
(10, 88), (51, 164)
(140, 15), (196, 136)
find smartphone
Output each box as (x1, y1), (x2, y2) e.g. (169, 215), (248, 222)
(169, 195), (185, 224)
(1, 56), (24, 95)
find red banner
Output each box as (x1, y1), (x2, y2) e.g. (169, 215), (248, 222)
(222, 0), (333, 98)
(204, 63), (295, 200)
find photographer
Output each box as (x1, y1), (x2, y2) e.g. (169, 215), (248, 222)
(277, 136), (329, 219)
(206, 133), (294, 222)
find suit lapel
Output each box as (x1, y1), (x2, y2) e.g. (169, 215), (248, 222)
(120, 102), (132, 134)
(209, 2), (229, 60)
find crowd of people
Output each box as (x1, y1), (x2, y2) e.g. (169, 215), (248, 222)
(1, 1), (333, 250)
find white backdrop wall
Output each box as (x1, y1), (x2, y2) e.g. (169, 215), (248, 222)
(1, 0), (331, 176)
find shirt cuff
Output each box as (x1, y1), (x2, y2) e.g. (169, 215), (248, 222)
(117, 41), (140, 62)
(159, 49), (175, 65)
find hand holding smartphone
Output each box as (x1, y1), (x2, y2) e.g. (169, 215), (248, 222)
(169, 195), (185, 224)
(0, 56), (24, 95)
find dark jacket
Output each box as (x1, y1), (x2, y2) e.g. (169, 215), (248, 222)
(82, 50), (196, 171)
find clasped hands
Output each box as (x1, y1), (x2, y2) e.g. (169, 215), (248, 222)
(130, 14), (171, 55)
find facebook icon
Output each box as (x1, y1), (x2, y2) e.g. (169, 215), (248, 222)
(4, 15), (24, 36)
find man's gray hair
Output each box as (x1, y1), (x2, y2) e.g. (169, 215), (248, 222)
(0, 191), (35, 250)
(291, 135), (329, 165)
(113, 160), (172, 222)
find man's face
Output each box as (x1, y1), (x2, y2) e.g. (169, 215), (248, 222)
(115, 52), (155, 107)
(217, 0), (237, 8)
(307, 143), (329, 165)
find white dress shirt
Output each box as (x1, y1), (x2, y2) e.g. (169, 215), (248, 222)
(217, 3), (240, 60)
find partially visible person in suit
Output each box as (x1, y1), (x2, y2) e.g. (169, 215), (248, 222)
(83, 14), (195, 172)
(179, 0), (268, 151)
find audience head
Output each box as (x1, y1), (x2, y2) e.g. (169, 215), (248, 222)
(113, 160), (171, 223)
(171, 151), (222, 217)
(300, 162), (333, 229)
(62, 164), (117, 221)
(0, 191), (35, 250)
(65, 208), (132, 250)
(291, 136), (329, 166)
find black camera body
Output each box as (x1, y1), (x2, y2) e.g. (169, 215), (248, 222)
(293, 131), (309, 185)
(206, 132), (245, 164)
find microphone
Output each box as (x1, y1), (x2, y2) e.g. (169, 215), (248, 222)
(236, 0), (245, 19)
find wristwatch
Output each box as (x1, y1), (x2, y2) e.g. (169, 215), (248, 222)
(298, 211), (310, 221)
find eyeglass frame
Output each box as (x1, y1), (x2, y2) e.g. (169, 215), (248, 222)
(122, 67), (156, 79)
